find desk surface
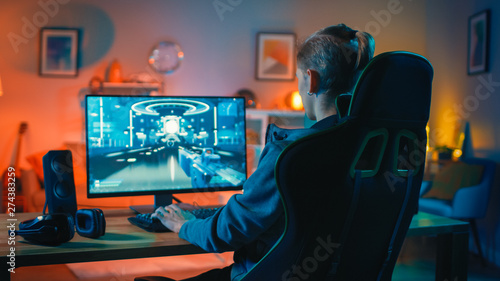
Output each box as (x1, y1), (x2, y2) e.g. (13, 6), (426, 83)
(0, 209), (203, 269)
(408, 211), (469, 236)
(0, 210), (469, 270)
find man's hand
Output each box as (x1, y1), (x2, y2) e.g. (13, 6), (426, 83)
(152, 204), (196, 233)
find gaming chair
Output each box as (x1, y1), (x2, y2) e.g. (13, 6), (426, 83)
(239, 51), (433, 280)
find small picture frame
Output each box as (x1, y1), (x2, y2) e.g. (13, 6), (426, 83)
(467, 10), (490, 75)
(255, 32), (296, 81)
(39, 28), (79, 77)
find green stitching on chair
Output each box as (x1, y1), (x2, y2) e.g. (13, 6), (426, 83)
(349, 128), (388, 178)
(393, 129), (422, 177)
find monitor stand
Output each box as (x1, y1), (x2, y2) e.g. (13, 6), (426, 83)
(129, 194), (173, 214)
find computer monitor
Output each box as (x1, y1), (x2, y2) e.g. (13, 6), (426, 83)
(85, 95), (247, 213)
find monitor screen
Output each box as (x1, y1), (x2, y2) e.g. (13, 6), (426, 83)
(85, 95), (247, 210)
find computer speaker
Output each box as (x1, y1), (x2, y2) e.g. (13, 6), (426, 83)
(43, 150), (77, 217)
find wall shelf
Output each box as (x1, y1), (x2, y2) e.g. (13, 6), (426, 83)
(99, 82), (163, 95)
(245, 109), (305, 174)
(246, 109), (305, 145)
(102, 82), (162, 89)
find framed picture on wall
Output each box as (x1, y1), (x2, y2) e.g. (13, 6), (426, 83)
(255, 32), (296, 81)
(467, 10), (490, 75)
(39, 28), (79, 77)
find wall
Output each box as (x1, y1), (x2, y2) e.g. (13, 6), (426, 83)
(426, 0), (500, 160)
(0, 0), (426, 171)
(426, 0), (500, 267)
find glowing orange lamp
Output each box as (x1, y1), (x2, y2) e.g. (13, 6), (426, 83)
(286, 91), (303, 110)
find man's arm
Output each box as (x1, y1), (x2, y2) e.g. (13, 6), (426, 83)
(177, 142), (285, 253)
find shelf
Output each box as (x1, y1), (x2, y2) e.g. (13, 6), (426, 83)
(245, 110), (305, 175)
(246, 109), (305, 117)
(246, 109), (305, 146)
(102, 82), (161, 89)
(98, 82), (162, 96)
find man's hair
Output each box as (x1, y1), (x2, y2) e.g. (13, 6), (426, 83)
(297, 24), (375, 97)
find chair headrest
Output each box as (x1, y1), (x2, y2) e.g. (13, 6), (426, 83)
(348, 52), (433, 126)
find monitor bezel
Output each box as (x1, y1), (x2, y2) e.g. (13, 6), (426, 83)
(85, 94), (248, 199)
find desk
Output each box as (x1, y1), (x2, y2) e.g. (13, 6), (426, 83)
(0, 209), (202, 281)
(1, 210), (468, 281)
(407, 212), (469, 281)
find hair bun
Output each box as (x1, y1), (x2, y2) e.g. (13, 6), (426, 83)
(350, 30), (358, 39)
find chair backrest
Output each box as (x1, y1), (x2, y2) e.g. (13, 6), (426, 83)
(240, 52), (433, 281)
(451, 157), (497, 219)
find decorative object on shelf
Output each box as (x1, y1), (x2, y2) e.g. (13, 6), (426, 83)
(285, 91), (303, 110)
(39, 28), (79, 77)
(128, 72), (159, 84)
(103, 82), (162, 96)
(125, 72), (163, 95)
(88, 76), (103, 95)
(148, 41), (184, 74)
(255, 32), (296, 81)
(106, 59), (123, 82)
(236, 88), (258, 108)
(453, 120), (473, 160)
(435, 145), (454, 160)
(468, 9), (490, 75)
(429, 120), (473, 162)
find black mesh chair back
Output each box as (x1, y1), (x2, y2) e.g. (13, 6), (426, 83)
(240, 51), (433, 281)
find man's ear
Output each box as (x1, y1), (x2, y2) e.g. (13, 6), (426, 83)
(307, 69), (320, 94)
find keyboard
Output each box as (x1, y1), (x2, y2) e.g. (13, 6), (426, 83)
(128, 207), (220, 232)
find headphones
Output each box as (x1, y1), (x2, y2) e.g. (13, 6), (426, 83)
(75, 208), (106, 238)
(14, 209), (106, 245)
(15, 213), (75, 245)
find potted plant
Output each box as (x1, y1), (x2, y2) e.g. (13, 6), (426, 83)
(435, 145), (454, 160)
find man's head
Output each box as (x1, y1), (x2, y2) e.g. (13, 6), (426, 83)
(296, 24), (375, 120)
